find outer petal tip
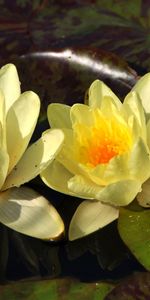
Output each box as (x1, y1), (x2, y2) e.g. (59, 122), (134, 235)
(132, 72), (150, 115)
(0, 63), (17, 74)
(0, 186), (64, 240)
(69, 200), (119, 241)
(0, 63), (21, 113)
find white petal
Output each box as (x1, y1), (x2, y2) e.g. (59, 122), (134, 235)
(0, 64), (20, 113)
(6, 91), (40, 173)
(0, 186), (64, 239)
(3, 129), (64, 190)
(41, 160), (76, 196)
(69, 200), (119, 240)
(137, 179), (150, 208)
(47, 103), (71, 128)
(88, 79), (121, 109)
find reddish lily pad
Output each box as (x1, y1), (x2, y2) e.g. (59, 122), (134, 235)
(105, 272), (150, 300)
(0, 0), (149, 69)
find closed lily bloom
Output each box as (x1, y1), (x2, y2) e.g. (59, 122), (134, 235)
(0, 64), (64, 240)
(41, 73), (150, 240)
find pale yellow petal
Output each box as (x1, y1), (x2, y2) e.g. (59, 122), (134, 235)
(89, 153), (129, 185)
(0, 90), (6, 148)
(69, 200), (119, 240)
(57, 128), (84, 176)
(128, 138), (150, 183)
(146, 119), (150, 150)
(68, 175), (141, 206)
(88, 79), (121, 109)
(47, 103), (71, 128)
(68, 175), (101, 199)
(96, 180), (141, 206)
(6, 91), (40, 173)
(0, 64), (20, 113)
(123, 91), (146, 140)
(132, 73), (150, 117)
(100, 95), (121, 117)
(3, 129), (64, 190)
(41, 160), (76, 196)
(137, 179), (150, 208)
(90, 139), (150, 186)
(0, 91), (9, 188)
(70, 104), (94, 127)
(41, 160), (93, 199)
(80, 163), (106, 186)
(0, 186), (64, 240)
(0, 148), (9, 189)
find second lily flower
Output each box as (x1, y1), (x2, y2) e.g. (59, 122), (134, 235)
(41, 73), (150, 240)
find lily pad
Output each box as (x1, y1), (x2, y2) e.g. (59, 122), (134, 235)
(0, 278), (114, 300)
(118, 206), (150, 270)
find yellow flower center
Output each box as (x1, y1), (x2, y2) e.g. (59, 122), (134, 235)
(74, 110), (132, 167)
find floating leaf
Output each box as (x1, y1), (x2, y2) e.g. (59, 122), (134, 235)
(118, 206), (150, 270)
(0, 278), (114, 300)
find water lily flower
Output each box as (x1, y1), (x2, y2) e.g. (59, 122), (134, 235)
(41, 73), (150, 240)
(0, 63), (64, 240)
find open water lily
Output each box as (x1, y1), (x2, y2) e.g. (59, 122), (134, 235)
(0, 63), (64, 240)
(41, 73), (150, 240)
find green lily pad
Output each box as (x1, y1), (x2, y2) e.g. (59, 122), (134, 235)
(0, 278), (114, 300)
(118, 206), (150, 270)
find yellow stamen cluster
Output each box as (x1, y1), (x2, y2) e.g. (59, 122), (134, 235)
(74, 110), (132, 167)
